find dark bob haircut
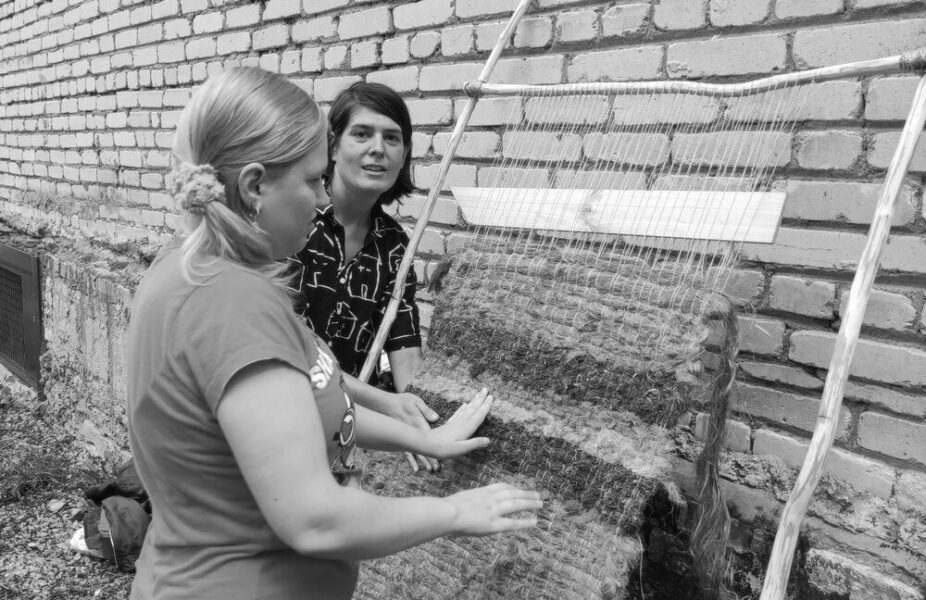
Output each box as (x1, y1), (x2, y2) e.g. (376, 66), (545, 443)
(326, 81), (414, 207)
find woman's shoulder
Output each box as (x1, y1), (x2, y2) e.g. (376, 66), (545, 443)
(199, 262), (284, 301)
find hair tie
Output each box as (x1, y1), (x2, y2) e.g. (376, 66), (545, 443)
(167, 161), (226, 215)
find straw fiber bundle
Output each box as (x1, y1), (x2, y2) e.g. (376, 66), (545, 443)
(356, 244), (737, 599)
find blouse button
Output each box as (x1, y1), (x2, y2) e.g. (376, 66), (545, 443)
(339, 277), (346, 284)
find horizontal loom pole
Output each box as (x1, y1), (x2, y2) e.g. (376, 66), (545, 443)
(759, 74), (926, 600)
(357, 0), (535, 383)
(465, 48), (926, 98)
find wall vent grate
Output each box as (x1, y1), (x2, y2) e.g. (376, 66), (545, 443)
(0, 244), (42, 388)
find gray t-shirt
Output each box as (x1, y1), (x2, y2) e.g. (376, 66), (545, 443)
(127, 242), (359, 600)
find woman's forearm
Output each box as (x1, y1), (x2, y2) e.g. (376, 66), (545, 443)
(353, 403), (431, 454)
(387, 346), (422, 392)
(292, 488), (460, 560)
(342, 373), (393, 414)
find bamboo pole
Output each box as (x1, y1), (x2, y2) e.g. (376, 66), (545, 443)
(357, 0), (536, 382)
(466, 48), (926, 98)
(759, 74), (926, 600)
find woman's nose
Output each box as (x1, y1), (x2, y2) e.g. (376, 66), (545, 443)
(368, 135), (385, 155)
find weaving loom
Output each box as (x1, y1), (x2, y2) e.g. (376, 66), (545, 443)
(354, 2), (926, 598)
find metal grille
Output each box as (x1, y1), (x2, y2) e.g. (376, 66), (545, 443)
(0, 244), (42, 387)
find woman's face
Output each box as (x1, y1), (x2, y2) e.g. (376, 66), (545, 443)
(256, 142), (329, 260)
(330, 106), (406, 201)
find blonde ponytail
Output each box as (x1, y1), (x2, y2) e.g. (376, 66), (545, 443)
(169, 67), (326, 286)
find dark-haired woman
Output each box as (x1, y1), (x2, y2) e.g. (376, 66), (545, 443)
(290, 82), (436, 471)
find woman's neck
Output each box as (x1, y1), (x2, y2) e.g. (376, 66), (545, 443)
(329, 178), (379, 228)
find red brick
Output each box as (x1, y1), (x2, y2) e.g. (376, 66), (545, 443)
(866, 76), (922, 121)
(455, 97), (522, 127)
(796, 130), (863, 170)
(419, 62), (482, 91)
(734, 382), (851, 437)
(869, 131), (926, 173)
(513, 16), (552, 48)
(553, 170), (647, 189)
(410, 132), (431, 159)
(667, 33), (787, 78)
(415, 227), (444, 254)
(781, 180), (916, 226)
(654, 0), (706, 30)
(672, 131), (790, 168)
(726, 81), (862, 122)
(838, 288), (916, 331)
(323, 45), (348, 70)
(717, 268), (765, 306)
(790, 330), (926, 387)
(393, 0), (452, 31)
(411, 31), (441, 58)
(739, 360), (824, 389)
(568, 46), (663, 82)
(441, 25), (473, 57)
(602, 3), (650, 38)
(556, 10), (596, 43)
(396, 194), (459, 226)
(845, 381), (926, 419)
(382, 36), (409, 64)
(793, 18), (926, 69)
(611, 93), (720, 125)
(709, 0), (770, 27)
(739, 315), (785, 356)
(366, 66), (419, 93)
(525, 95), (612, 126)
(338, 6), (391, 40)
(405, 98), (453, 126)
(414, 163), (477, 191)
(584, 132), (669, 166)
(313, 75), (362, 102)
(858, 411), (926, 464)
(503, 131), (582, 162)
(455, 0), (518, 19)
(768, 275), (835, 319)
(477, 167), (549, 188)
(433, 132), (498, 159)
(775, 0), (843, 18)
(491, 55), (563, 85)
(742, 227), (926, 275)
(752, 429), (894, 498)
(292, 17), (336, 43)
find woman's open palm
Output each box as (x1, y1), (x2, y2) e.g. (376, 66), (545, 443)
(428, 388), (494, 458)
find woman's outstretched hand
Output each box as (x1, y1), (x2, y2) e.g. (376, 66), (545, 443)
(389, 392), (441, 472)
(446, 483), (543, 536)
(427, 387), (494, 459)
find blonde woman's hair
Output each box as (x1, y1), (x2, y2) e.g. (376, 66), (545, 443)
(167, 67), (326, 284)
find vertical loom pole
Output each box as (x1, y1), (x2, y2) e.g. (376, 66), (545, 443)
(358, 0), (535, 382)
(759, 74), (926, 600)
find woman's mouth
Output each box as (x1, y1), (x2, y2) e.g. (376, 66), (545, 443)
(362, 164), (387, 173)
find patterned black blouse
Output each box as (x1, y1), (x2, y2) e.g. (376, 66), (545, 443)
(289, 205), (421, 383)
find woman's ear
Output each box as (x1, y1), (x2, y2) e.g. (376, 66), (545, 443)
(238, 162), (266, 213)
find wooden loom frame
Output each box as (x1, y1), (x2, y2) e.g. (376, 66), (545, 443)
(358, 0), (926, 597)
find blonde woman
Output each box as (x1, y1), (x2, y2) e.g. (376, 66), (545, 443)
(126, 67), (541, 600)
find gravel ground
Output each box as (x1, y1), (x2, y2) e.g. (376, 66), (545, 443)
(0, 372), (132, 599)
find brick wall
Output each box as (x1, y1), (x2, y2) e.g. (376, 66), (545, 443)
(1, 0), (925, 595)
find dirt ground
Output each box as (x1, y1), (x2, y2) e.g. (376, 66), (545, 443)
(0, 371), (132, 599)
